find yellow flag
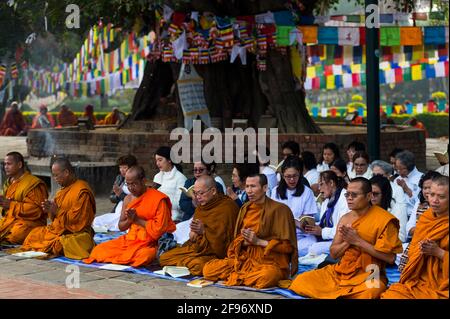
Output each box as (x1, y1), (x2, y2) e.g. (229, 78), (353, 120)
(306, 66), (316, 78)
(351, 64), (361, 74)
(411, 64), (422, 81)
(326, 75), (335, 89)
(290, 49), (302, 81)
(82, 82), (88, 97)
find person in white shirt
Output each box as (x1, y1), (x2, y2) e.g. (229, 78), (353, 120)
(330, 158), (351, 185)
(345, 141), (366, 175)
(301, 151), (320, 195)
(270, 156), (318, 257)
(255, 147), (278, 196)
(303, 170), (349, 256)
(389, 148), (405, 180)
(394, 150), (424, 218)
(317, 142), (341, 173)
(370, 175), (408, 242)
(153, 146), (187, 222)
(348, 151), (373, 180)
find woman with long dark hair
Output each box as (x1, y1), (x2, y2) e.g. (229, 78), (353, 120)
(153, 146), (187, 222)
(302, 170), (349, 258)
(370, 175), (407, 242)
(317, 143), (341, 173)
(270, 155), (318, 257)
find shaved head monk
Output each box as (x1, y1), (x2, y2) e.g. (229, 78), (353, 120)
(17, 158), (96, 259)
(84, 166), (176, 267)
(202, 174), (298, 289)
(159, 175), (239, 275)
(0, 152), (48, 244)
(0, 102), (27, 136)
(289, 177), (403, 299)
(382, 175), (449, 299)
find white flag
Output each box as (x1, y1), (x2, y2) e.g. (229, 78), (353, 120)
(416, 103), (424, 114)
(321, 108), (328, 118)
(343, 73), (353, 88)
(338, 28), (360, 46)
(435, 62), (446, 77)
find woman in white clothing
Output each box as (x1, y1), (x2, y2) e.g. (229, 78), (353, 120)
(270, 155), (318, 257)
(301, 151), (320, 195)
(348, 151), (373, 180)
(369, 175), (408, 242)
(304, 170), (349, 256)
(316, 142), (341, 173)
(153, 146), (187, 222)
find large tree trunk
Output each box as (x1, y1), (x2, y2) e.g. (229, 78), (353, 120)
(126, 0), (321, 133)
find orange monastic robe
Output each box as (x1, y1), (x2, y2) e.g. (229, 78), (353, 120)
(381, 208), (449, 299)
(289, 205), (403, 299)
(0, 172), (48, 244)
(202, 197), (298, 289)
(102, 112), (119, 125)
(159, 194), (239, 275)
(84, 188), (176, 267)
(20, 179), (96, 259)
(0, 109), (27, 136)
(57, 109), (78, 127)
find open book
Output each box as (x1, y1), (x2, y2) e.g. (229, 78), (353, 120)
(296, 215), (316, 228)
(179, 185), (195, 198)
(154, 266), (191, 278)
(11, 251), (48, 258)
(268, 160), (284, 172)
(434, 151), (448, 164)
(187, 278), (214, 288)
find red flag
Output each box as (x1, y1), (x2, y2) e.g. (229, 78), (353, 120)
(331, 108), (337, 117)
(352, 73), (360, 86)
(359, 27), (366, 45)
(395, 68), (403, 83)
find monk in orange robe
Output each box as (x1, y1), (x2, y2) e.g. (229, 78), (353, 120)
(18, 158), (96, 259)
(57, 105), (78, 127)
(202, 174), (298, 289)
(0, 102), (27, 136)
(289, 177), (403, 299)
(0, 152), (48, 244)
(382, 175), (449, 299)
(100, 107), (126, 125)
(31, 105), (55, 129)
(159, 176), (239, 275)
(84, 166), (176, 267)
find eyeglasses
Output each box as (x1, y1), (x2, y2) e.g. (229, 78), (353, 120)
(193, 188), (212, 197)
(344, 192), (365, 199)
(193, 168), (206, 173)
(283, 174), (300, 180)
(371, 192), (381, 197)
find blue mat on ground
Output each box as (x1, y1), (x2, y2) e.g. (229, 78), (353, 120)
(49, 232), (400, 299)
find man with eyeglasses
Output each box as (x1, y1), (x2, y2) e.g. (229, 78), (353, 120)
(203, 174), (298, 289)
(382, 175), (449, 299)
(16, 158), (95, 259)
(160, 176), (239, 275)
(290, 177), (403, 299)
(84, 166), (176, 267)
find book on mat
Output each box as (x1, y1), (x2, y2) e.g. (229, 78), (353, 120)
(296, 215), (316, 228)
(179, 185), (195, 198)
(187, 278), (214, 288)
(434, 151), (448, 164)
(162, 266), (191, 278)
(11, 251), (48, 258)
(268, 160), (284, 172)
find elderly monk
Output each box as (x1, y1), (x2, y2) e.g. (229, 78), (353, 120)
(84, 166), (176, 267)
(18, 158), (96, 259)
(289, 177), (403, 299)
(159, 176), (239, 275)
(202, 174), (298, 289)
(57, 104), (78, 127)
(0, 102), (27, 136)
(0, 152), (48, 244)
(382, 175), (449, 299)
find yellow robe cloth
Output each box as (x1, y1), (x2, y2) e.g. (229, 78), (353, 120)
(202, 197), (298, 289)
(0, 172), (48, 244)
(84, 188), (176, 267)
(159, 194), (239, 275)
(289, 205), (403, 299)
(381, 208), (449, 299)
(20, 179), (96, 259)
